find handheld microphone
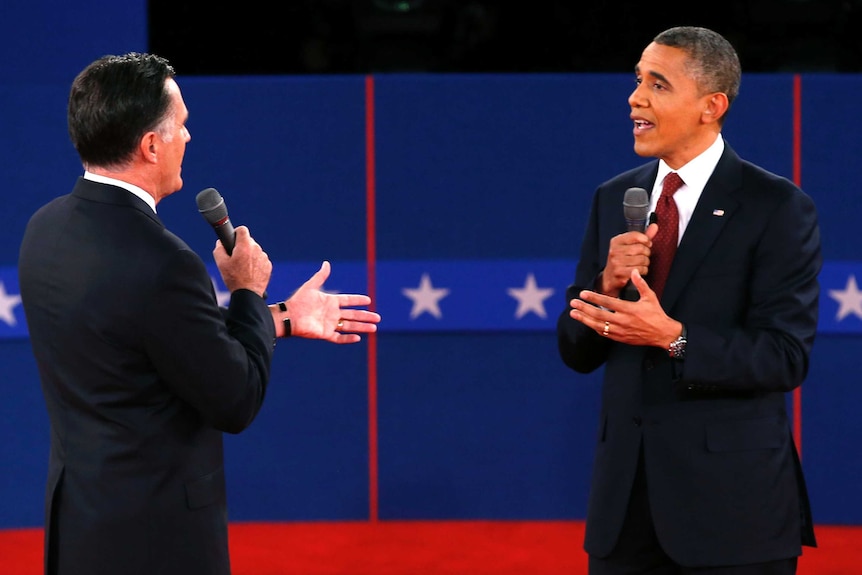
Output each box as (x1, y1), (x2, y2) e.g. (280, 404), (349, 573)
(196, 187), (235, 255)
(623, 187), (650, 232)
(621, 187), (650, 301)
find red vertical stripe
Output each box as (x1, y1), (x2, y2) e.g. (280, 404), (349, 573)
(365, 75), (379, 521)
(792, 74), (803, 459)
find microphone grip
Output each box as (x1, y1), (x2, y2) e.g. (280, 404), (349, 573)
(214, 219), (236, 256)
(621, 280), (639, 301)
(214, 220), (267, 299)
(620, 212), (656, 301)
(215, 218), (268, 299)
(621, 212), (660, 300)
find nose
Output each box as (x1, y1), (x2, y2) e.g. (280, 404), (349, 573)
(628, 83), (646, 108)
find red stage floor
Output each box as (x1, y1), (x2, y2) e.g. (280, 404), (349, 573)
(1, 521), (857, 574)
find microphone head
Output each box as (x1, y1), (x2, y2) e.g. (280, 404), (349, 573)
(623, 187), (649, 231)
(623, 187), (649, 218)
(196, 187), (228, 225)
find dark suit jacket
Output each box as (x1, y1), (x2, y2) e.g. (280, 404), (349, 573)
(557, 143), (821, 567)
(18, 178), (277, 575)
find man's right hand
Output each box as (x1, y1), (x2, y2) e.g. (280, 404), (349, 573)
(600, 223), (659, 296)
(213, 225), (272, 298)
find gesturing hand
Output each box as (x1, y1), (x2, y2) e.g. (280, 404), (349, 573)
(569, 269), (680, 349)
(283, 261), (381, 343)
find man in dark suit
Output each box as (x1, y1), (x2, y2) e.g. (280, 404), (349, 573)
(557, 27), (821, 574)
(18, 52), (380, 575)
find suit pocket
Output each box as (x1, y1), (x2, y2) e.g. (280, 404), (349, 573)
(185, 467), (226, 509)
(705, 417), (785, 452)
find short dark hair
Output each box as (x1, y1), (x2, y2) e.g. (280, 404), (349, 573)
(654, 27), (741, 115)
(67, 52), (176, 169)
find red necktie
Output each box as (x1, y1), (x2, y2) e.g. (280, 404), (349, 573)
(649, 172), (684, 299)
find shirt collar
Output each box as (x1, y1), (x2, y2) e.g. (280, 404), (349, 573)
(83, 171), (157, 213)
(655, 133), (724, 195)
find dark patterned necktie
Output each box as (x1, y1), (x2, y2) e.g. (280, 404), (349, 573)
(649, 172), (684, 299)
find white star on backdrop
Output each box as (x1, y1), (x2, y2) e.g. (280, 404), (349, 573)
(0, 282), (22, 326)
(507, 273), (555, 319)
(211, 277), (232, 307)
(402, 273), (450, 319)
(829, 274), (862, 321)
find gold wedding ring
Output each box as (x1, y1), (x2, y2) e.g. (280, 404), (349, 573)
(337, 320), (344, 330)
(602, 321), (610, 336)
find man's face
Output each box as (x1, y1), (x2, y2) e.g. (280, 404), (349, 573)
(628, 42), (714, 169)
(155, 78), (191, 198)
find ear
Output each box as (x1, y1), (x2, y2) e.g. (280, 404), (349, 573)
(140, 132), (158, 163)
(702, 93), (729, 124)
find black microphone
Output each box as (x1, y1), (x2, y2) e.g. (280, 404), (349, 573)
(621, 187), (650, 301)
(196, 187), (235, 255)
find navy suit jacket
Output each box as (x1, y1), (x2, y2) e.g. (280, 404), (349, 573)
(557, 143), (821, 566)
(19, 178), (276, 575)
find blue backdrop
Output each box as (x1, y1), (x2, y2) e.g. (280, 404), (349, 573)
(0, 1), (860, 529)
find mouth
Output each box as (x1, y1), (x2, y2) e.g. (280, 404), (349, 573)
(633, 119), (654, 133)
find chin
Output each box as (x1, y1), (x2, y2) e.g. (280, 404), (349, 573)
(634, 146), (652, 158)
(633, 143), (653, 158)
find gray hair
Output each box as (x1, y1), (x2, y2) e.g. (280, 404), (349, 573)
(654, 26), (741, 111)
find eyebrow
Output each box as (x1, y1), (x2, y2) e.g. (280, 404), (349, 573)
(635, 65), (672, 87)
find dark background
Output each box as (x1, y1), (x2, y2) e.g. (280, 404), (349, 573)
(149, 0), (862, 75)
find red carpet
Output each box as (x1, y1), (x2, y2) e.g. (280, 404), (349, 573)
(1, 521), (858, 574)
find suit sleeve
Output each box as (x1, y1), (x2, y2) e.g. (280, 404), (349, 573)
(682, 185), (822, 393)
(142, 248), (276, 433)
(557, 188), (613, 374)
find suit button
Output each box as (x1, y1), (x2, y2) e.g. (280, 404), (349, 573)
(632, 416), (642, 426)
(644, 358), (655, 370)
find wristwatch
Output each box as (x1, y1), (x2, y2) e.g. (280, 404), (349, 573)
(668, 324), (687, 359)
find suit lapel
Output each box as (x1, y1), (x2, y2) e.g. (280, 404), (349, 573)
(660, 146), (742, 309)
